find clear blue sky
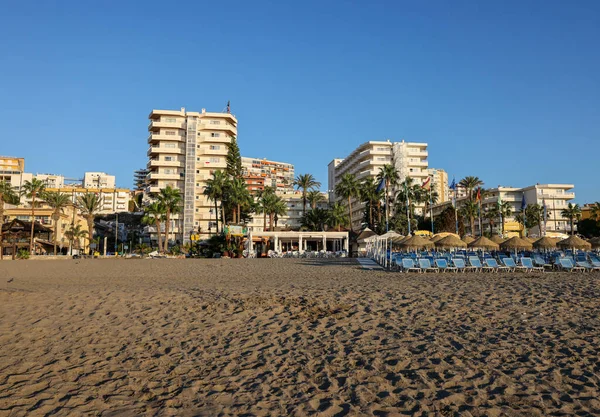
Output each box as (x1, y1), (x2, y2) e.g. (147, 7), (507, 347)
(1, 0), (598, 202)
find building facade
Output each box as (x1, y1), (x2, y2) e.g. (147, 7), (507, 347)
(133, 169), (148, 191)
(434, 183), (576, 237)
(328, 140), (429, 230)
(428, 168), (449, 203)
(0, 156), (25, 190)
(146, 107), (237, 244)
(241, 157), (294, 193)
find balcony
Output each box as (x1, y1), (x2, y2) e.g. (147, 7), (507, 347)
(147, 133), (185, 143)
(199, 122), (237, 135)
(147, 159), (185, 168)
(539, 192), (575, 200)
(147, 173), (181, 181)
(410, 161), (428, 167)
(147, 146), (185, 156)
(407, 150), (428, 157)
(148, 120), (185, 130)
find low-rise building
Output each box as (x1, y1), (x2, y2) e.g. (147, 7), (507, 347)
(433, 183), (576, 237)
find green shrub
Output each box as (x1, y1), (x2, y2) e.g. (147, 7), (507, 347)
(17, 249), (30, 260)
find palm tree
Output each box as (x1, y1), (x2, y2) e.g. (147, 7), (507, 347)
(268, 196), (287, 231)
(77, 192), (102, 254)
(590, 202), (600, 223)
(360, 178), (378, 229)
(22, 178), (46, 254)
(328, 202), (348, 231)
(460, 200), (479, 236)
(293, 174), (321, 217)
(203, 170), (227, 233)
(335, 173), (360, 232)
(43, 191), (71, 255)
(64, 224), (87, 255)
(307, 190), (325, 210)
(302, 208), (329, 231)
(157, 186), (183, 252)
(377, 164), (399, 222)
(484, 206), (500, 236)
(142, 201), (166, 251)
(395, 177), (425, 219)
(256, 187), (276, 230)
(498, 201), (512, 235)
(227, 177), (249, 224)
(0, 180), (19, 259)
(525, 204), (545, 236)
(561, 203), (582, 235)
(459, 176), (484, 201)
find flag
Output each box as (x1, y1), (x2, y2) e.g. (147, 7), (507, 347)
(421, 177), (431, 189)
(476, 188), (481, 202)
(449, 177), (456, 191)
(376, 178), (385, 193)
(521, 193), (527, 212)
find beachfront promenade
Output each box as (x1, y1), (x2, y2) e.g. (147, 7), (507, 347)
(1, 258), (599, 415)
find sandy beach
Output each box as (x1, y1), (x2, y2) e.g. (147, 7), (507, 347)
(1, 258), (599, 416)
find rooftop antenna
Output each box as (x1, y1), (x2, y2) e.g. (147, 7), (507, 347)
(221, 100), (231, 114)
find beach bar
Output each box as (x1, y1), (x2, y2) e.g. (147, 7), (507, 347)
(246, 231), (349, 255)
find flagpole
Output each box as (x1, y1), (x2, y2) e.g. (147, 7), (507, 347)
(429, 182), (434, 235)
(478, 199), (482, 237)
(405, 181), (411, 235)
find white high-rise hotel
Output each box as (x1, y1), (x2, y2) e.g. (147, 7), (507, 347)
(329, 140), (436, 230)
(146, 107), (237, 244)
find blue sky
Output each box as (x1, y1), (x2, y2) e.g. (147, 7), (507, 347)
(1, 0), (598, 202)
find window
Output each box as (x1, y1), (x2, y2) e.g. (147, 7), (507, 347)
(165, 130), (176, 135)
(210, 145), (221, 150)
(164, 117), (177, 123)
(211, 133), (220, 138)
(164, 169), (173, 174)
(164, 156), (173, 161)
(164, 143), (176, 148)
(196, 170), (200, 174)
(210, 157), (220, 163)
(210, 120), (221, 125)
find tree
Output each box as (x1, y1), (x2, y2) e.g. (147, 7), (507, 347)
(0, 180), (19, 260)
(484, 206), (500, 236)
(43, 191), (71, 255)
(335, 173), (360, 232)
(577, 218), (599, 238)
(498, 201), (512, 236)
(268, 196), (287, 231)
(142, 201), (166, 251)
(22, 178), (46, 254)
(525, 204), (544, 236)
(328, 202), (348, 231)
(294, 174), (321, 217)
(157, 186), (182, 252)
(459, 176), (484, 201)
(307, 190), (325, 209)
(77, 192), (102, 254)
(360, 178), (379, 229)
(256, 187), (276, 230)
(377, 164), (399, 223)
(561, 203), (582, 235)
(460, 200), (479, 236)
(434, 207), (465, 235)
(225, 137), (243, 179)
(301, 208), (329, 231)
(395, 177), (426, 220)
(203, 170), (227, 233)
(64, 224), (87, 255)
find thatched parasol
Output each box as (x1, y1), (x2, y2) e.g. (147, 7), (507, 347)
(462, 235), (475, 244)
(431, 233), (460, 243)
(556, 236), (592, 250)
(379, 231), (402, 240)
(489, 235), (505, 244)
(588, 237), (600, 249)
(357, 228), (377, 243)
(533, 236), (557, 250)
(435, 235), (467, 249)
(468, 236), (500, 250)
(399, 235), (435, 250)
(524, 236), (537, 243)
(390, 234), (406, 243)
(500, 236), (533, 251)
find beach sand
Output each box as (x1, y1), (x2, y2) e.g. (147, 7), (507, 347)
(1, 258), (599, 416)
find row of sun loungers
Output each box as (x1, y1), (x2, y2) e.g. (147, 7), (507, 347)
(392, 255), (600, 273)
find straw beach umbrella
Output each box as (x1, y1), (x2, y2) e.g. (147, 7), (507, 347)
(435, 235), (467, 249)
(524, 237), (537, 244)
(399, 235), (435, 250)
(489, 235), (505, 244)
(357, 228), (377, 243)
(500, 236), (533, 251)
(468, 236), (500, 250)
(556, 236), (592, 250)
(462, 235), (475, 245)
(533, 236), (557, 250)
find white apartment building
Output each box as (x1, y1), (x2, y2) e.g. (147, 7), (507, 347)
(434, 183), (576, 237)
(246, 191), (330, 232)
(84, 172), (116, 189)
(146, 107), (237, 244)
(328, 140), (429, 230)
(241, 157), (295, 193)
(0, 156), (25, 190)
